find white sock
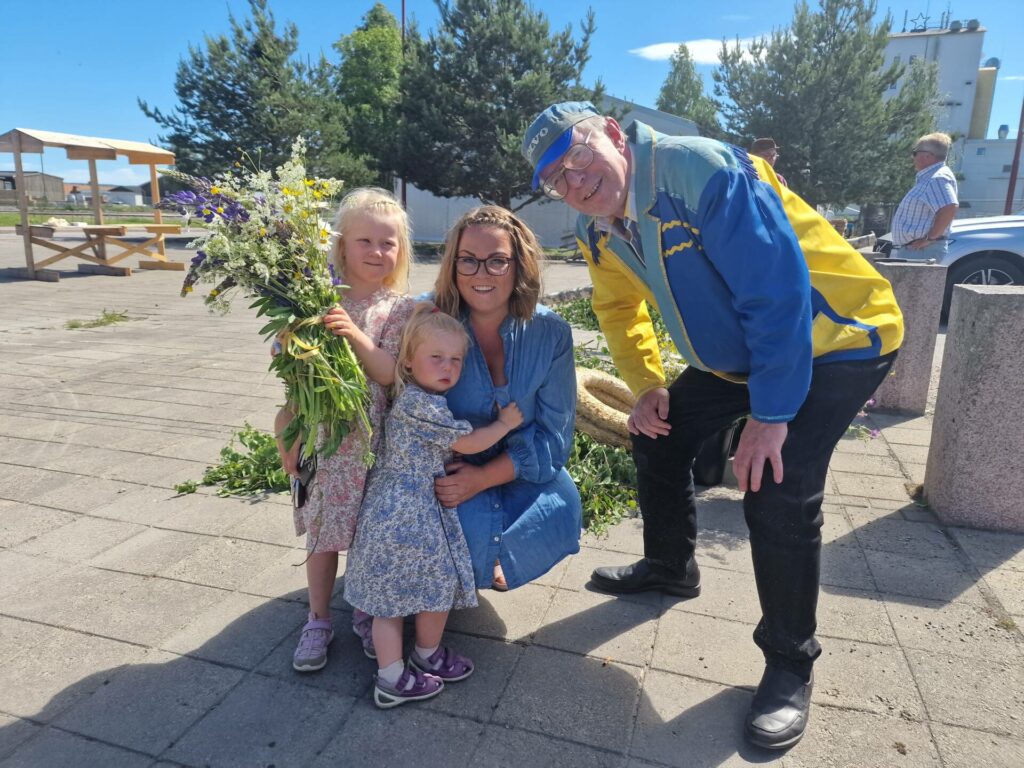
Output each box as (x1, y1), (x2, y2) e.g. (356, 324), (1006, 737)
(378, 660), (404, 686)
(415, 644), (439, 661)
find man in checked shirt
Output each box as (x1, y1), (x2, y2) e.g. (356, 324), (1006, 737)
(891, 132), (959, 258)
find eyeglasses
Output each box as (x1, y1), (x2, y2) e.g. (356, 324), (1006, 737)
(540, 132), (595, 200)
(911, 149), (934, 157)
(455, 255), (513, 276)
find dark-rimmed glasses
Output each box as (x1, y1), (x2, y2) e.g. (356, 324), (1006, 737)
(540, 131), (595, 200)
(455, 255), (513, 276)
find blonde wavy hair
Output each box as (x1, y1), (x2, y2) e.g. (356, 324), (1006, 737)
(330, 187), (412, 291)
(433, 206), (542, 321)
(394, 302), (470, 396)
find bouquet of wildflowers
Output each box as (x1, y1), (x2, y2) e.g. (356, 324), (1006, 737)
(161, 140), (369, 460)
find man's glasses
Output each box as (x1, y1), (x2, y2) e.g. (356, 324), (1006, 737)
(911, 149), (933, 157)
(540, 132), (595, 200)
(455, 255), (513, 276)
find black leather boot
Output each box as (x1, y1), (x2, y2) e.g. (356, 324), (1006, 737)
(744, 666), (813, 749)
(590, 558), (700, 598)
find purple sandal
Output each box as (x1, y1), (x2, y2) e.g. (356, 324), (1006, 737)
(351, 609), (376, 659)
(409, 646), (475, 682)
(373, 665), (444, 709)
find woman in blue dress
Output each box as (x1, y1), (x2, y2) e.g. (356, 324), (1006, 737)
(433, 206), (582, 591)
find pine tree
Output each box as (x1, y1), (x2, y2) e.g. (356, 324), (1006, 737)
(656, 44), (720, 137)
(713, 0), (938, 207)
(394, 0), (602, 210)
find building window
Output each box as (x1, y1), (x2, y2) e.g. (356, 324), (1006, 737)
(1004, 164), (1014, 173)
(976, 148), (986, 155)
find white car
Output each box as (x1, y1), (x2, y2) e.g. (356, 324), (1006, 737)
(874, 214), (1024, 321)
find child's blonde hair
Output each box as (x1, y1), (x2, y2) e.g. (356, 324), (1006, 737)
(394, 302), (470, 395)
(330, 187), (412, 291)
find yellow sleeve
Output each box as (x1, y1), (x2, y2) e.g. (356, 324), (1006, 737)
(577, 233), (666, 396)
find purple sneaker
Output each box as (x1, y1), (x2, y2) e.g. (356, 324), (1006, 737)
(351, 609), (376, 659)
(292, 614), (333, 672)
(409, 646), (474, 682)
(373, 665), (444, 709)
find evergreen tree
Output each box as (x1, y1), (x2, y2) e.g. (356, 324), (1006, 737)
(332, 3), (403, 181)
(395, 0), (602, 210)
(656, 44), (720, 137)
(139, 0), (374, 185)
(713, 0), (937, 207)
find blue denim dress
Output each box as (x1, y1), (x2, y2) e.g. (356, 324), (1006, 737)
(445, 305), (582, 589)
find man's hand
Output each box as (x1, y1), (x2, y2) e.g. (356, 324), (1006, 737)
(906, 237), (932, 251)
(627, 387), (671, 438)
(732, 418), (787, 492)
(434, 461), (487, 507)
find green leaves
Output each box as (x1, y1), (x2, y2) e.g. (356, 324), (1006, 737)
(175, 423), (290, 497)
(569, 432), (638, 536)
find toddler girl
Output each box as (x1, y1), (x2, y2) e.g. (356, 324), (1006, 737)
(344, 304), (523, 707)
(274, 187), (416, 672)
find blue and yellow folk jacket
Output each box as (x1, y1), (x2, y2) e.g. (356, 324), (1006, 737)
(576, 121), (904, 423)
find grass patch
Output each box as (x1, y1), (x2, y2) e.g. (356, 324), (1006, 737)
(65, 309), (130, 330)
(175, 423), (289, 497)
(569, 432), (638, 535)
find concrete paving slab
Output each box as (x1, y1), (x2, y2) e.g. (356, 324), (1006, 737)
(224, 502), (300, 548)
(445, 583), (557, 643)
(163, 675), (355, 768)
(829, 452), (904, 477)
(31, 475), (148, 514)
(631, 670), (765, 768)
(0, 500), (77, 547)
(820, 541), (876, 591)
(150, 493), (259, 536)
(781, 705), (942, 767)
(0, 728), (154, 768)
(1, 567), (227, 647)
(533, 588), (660, 667)
(864, 549), (986, 605)
(53, 649), (245, 755)
(834, 434), (892, 455)
(245, 548), (318, 601)
(581, 517), (646, 556)
(87, 528), (210, 576)
(947, 527), (1024, 573)
(905, 648), (1024, 738)
(817, 586), (899, 646)
(0, 463), (77, 504)
(159, 593), (302, 670)
(981, 567), (1024, 617)
(889, 442), (931, 466)
(847, 512), (960, 560)
(473, 724), (627, 768)
(0, 619), (146, 722)
(494, 645), (642, 753)
(932, 723), (1024, 768)
(832, 471), (914, 502)
(814, 638), (924, 720)
(651, 610), (761, 687)
(885, 598), (1022, 660)
(0, 713), (41, 761)
(666, 564), (760, 624)
(14, 516), (145, 563)
(0, 550), (73, 600)
(532, 553), (570, 589)
(157, 536), (292, 591)
(312, 704), (485, 768)
(415, 634), (523, 720)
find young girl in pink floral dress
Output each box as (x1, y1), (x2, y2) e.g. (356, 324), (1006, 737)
(273, 187), (416, 672)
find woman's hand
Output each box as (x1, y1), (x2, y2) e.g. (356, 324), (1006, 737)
(497, 402), (523, 430)
(277, 435), (301, 478)
(434, 461), (489, 507)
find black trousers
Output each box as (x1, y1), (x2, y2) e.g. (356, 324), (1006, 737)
(631, 352), (896, 675)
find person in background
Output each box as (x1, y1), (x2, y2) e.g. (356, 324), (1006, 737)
(750, 137), (787, 186)
(890, 132), (958, 258)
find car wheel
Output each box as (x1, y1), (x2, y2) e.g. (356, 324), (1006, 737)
(942, 253), (1024, 322)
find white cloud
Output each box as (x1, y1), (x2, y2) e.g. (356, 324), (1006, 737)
(629, 38), (757, 64)
(1002, 74), (1024, 81)
(101, 166), (151, 186)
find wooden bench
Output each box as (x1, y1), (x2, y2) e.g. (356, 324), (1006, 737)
(11, 223), (185, 276)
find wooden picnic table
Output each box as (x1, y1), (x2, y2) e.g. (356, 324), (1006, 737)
(13, 223), (185, 276)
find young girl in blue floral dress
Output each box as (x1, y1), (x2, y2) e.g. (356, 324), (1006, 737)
(274, 187), (416, 672)
(344, 304), (523, 708)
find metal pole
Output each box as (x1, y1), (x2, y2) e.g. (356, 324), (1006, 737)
(1004, 94), (1024, 215)
(400, 0), (407, 208)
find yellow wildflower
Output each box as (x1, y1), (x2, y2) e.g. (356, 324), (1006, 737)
(210, 289), (219, 297)
(210, 186), (220, 194)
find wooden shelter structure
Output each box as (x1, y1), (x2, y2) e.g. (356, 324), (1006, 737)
(0, 128), (180, 280)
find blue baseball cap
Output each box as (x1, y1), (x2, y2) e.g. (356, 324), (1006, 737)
(522, 101), (600, 190)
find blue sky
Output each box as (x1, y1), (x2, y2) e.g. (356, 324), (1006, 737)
(2, 0), (1021, 185)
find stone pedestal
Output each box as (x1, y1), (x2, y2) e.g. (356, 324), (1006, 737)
(925, 285), (1024, 532)
(872, 261), (947, 415)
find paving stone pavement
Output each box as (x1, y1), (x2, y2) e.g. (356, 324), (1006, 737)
(1, 233), (1023, 767)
